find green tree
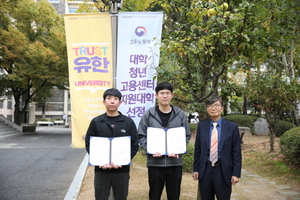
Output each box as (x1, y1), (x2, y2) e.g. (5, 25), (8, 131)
(85, 0), (155, 13)
(151, 0), (257, 119)
(0, 0), (68, 125)
(244, 0), (300, 152)
(150, 0), (300, 123)
(247, 71), (300, 152)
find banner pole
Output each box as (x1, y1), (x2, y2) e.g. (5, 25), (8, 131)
(111, 2), (118, 87)
(109, 3), (118, 199)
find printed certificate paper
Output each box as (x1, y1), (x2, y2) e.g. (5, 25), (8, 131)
(146, 127), (186, 155)
(89, 136), (131, 166)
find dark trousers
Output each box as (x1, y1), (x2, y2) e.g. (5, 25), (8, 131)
(94, 171), (129, 200)
(199, 165), (231, 200)
(148, 166), (182, 200)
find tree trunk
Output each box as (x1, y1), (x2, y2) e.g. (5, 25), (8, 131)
(42, 103), (46, 118)
(270, 131), (275, 152)
(13, 98), (22, 125)
(243, 96), (248, 114)
(223, 102), (228, 116)
(265, 113), (275, 152)
(294, 102), (300, 126)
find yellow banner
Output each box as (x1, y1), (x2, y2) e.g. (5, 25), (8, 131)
(64, 13), (113, 148)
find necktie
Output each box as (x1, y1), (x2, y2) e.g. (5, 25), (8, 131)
(210, 122), (218, 165)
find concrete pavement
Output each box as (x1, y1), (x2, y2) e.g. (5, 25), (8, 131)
(0, 124), (88, 200)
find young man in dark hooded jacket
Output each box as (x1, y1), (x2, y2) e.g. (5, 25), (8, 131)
(138, 82), (191, 200)
(85, 88), (139, 200)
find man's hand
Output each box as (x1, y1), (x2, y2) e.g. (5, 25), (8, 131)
(99, 164), (111, 169)
(168, 153), (179, 158)
(192, 172), (199, 181)
(110, 162), (122, 169)
(153, 152), (162, 157)
(231, 176), (239, 185)
(99, 163), (122, 169)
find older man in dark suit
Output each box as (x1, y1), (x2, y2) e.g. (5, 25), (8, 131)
(193, 96), (242, 200)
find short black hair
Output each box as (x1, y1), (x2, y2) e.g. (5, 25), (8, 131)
(155, 82), (174, 94)
(103, 88), (122, 100)
(205, 96), (223, 106)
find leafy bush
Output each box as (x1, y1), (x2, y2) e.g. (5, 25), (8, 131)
(280, 127), (300, 166)
(189, 123), (197, 132)
(182, 143), (194, 172)
(223, 114), (259, 134)
(270, 120), (295, 137)
(39, 118), (51, 121)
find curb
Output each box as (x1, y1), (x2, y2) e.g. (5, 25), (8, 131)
(64, 153), (89, 200)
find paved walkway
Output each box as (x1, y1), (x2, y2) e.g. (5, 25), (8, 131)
(0, 124), (88, 200)
(231, 168), (300, 200)
(35, 125), (89, 200)
(231, 134), (300, 200)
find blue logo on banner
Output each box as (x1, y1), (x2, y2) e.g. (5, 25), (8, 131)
(135, 26), (146, 37)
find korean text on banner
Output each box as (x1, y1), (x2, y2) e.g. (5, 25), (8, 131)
(116, 12), (164, 126)
(64, 13), (113, 148)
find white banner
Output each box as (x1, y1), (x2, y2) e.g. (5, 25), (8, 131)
(116, 12), (163, 126)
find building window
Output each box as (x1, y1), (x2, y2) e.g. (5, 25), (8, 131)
(7, 101), (12, 109)
(48, 0), (60, 3)
(69, 8), (78, 13)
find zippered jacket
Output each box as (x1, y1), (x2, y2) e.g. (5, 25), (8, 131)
(138, 105), (191, 167)
(85, 112), (139, 172)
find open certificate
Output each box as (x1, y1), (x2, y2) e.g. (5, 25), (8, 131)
(146, 127), (187, 155)
(89, 136), (131, 166)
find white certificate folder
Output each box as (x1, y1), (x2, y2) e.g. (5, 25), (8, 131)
(146, 127), (187, 155)
(89, 136), (131, 166)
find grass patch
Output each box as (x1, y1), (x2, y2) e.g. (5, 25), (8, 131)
(132, 149), (147, 165)
(243, 150), (300, 185)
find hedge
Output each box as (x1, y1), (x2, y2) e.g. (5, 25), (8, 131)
(280, 127), (300, 166)
(223, 114), (294, 136)
(270, 120), (295, 137)
(222, 114), (258, 134)
(182, 143), (195, 173)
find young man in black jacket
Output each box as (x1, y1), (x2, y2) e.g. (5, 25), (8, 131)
(85, 88), (139, 200)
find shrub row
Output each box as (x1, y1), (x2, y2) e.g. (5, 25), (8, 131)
(38, 118), (63, 122)
(222, 114), (294, 136)
(270, 120), (295, 137)
(222, 114), (258, 134)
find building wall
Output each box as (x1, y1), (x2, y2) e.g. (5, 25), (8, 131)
(0, 96), (13, 122)
(34, 88), (71, 123)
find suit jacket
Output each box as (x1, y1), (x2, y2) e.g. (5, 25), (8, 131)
(193, 118), (242, 185)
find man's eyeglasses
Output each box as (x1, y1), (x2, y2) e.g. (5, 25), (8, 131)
(207, 104), (222, 108)
(158, 92), (172, 96)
